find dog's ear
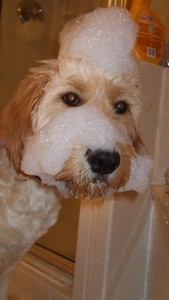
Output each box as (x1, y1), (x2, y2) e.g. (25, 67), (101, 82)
(0, 72), (49, 171)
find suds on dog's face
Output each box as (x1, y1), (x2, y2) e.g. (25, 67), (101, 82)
(1, 54), (151, 196)
(0, 58), (144, 198)
(6, 59), (149, 199)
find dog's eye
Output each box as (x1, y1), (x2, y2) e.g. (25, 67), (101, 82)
(62, 92), (81, 107)
(114, 101), (128, 114)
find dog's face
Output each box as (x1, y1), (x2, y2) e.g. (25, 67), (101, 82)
(0, 57), (144, 198)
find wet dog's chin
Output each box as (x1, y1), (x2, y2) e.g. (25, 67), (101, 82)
(51, 142), (133, 199)
(65, 179), (109, 199)
(55, 175), (121, 199)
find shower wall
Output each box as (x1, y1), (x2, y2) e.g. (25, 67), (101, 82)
(0, 0), (53, 109)
(0, 0), (102, 109)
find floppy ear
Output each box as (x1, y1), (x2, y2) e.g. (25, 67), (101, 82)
(0, 73), (49, 171)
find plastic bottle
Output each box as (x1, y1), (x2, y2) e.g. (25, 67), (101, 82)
(130, 0), (164, 64)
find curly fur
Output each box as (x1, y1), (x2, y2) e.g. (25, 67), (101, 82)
(0, 148), (60, 298)
(0, 57), (143, 298)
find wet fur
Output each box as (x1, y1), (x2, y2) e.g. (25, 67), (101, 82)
(0, 57), (143, 298)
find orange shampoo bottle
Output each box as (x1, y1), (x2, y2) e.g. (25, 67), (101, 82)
(130, 0), (164, 64)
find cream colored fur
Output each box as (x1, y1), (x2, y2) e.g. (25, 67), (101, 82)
(0, 148), (60, 298)
(0, 57), (143, 298)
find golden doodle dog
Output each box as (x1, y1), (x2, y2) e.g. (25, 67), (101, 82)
(0, 7), (152, 298)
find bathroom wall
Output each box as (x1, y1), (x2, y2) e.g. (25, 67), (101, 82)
(151, 68), (169, 184)
(0, 0), (54, 109)
(140, 65), (169, 300)
(139, 62), (169, 185)
(0, 0), (102, 109)
(151, 0), (169, 41)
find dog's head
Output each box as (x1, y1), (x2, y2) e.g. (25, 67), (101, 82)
(0, 56), (151, 198)
(0, 7), (152, 198)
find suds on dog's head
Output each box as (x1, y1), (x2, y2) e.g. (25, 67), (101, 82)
(59, 7), (138, 76)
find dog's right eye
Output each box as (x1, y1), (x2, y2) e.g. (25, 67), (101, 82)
(62, 92), (81, 107)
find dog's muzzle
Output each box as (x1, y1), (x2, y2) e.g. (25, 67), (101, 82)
(21, 104), (152, 197)
(86, 149), (120, 175)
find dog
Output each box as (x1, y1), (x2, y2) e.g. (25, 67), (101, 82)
(0, 55), (143, 298)
(0, 7), (152, 299)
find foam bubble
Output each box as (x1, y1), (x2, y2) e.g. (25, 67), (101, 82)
(21, 103), (152, 194)
(120, 155), (153, 193)
(58, 7), (138, 75)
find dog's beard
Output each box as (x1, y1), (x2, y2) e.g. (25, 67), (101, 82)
(58, 177), (109, 199)
(53, 143), (132, 199)
(27, 141), (151, 198)
(19, 99), (152, 199)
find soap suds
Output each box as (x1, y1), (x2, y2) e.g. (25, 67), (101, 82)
(119, 155), (153, 193)
(21, 104), (130, 177)
(21, 103), (152, 194)
(59, 7), (139, 75)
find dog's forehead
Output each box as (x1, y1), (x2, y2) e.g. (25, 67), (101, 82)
(50, 59), (135, 96)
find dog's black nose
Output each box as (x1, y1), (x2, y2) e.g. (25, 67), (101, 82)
(86, 149), (120, 175)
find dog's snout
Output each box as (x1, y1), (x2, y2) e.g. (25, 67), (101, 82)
(86, 149), (120, 175)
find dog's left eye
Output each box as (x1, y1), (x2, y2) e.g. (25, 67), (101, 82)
(114, 100), (128, 114)
(62, 92), (81, 107)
